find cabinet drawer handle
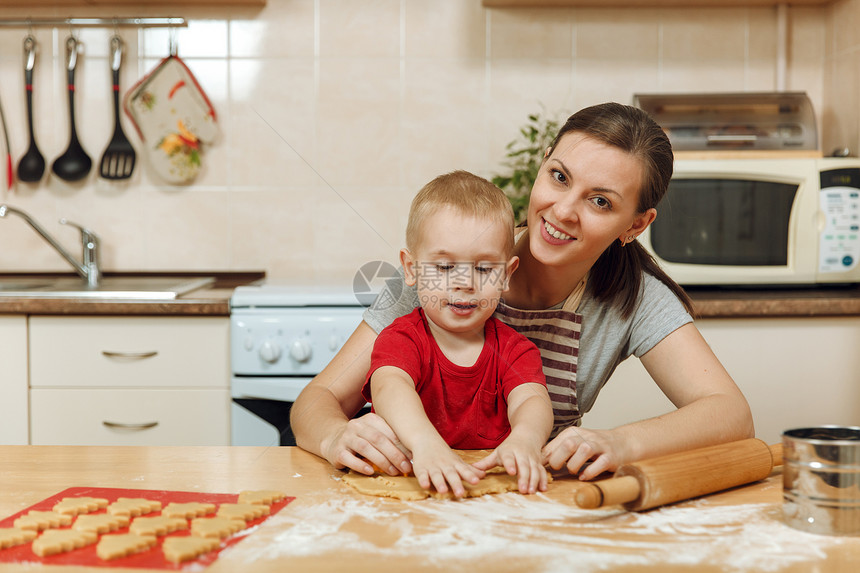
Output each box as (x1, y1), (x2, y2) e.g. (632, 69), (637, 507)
(102, 421), (159, 431)
(101, 350), (158, 359)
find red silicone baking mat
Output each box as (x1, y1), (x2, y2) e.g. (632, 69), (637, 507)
(0, 486), (294, 570)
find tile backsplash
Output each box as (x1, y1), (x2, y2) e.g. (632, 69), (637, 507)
(0, 0), (849, 283)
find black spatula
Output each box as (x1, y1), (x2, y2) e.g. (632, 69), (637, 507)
(99, 35), (136, 180)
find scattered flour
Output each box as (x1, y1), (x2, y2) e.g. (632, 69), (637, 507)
(237, 484), (849, 572)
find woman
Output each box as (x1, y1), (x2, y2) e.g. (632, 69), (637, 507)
(291, 102), (754, 481)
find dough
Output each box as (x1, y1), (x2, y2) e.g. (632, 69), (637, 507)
(190, 516), (245, 539)
(72, 514), (129, 534)
(52, 497), (109, 516)
(12, 511), (72, 532)
(96, 533), (158, 561)
(0, 528), (37, 549)
(237, 490), (286, 505)
(106, 497), (162, 517)
(161, 501), (216, 519)
(216, 503), (270, 522)
(31, 529), (98, 557)
(342, 466), (552, 501)
(162, 536), (220, 563)
(128, 516), (188, 537)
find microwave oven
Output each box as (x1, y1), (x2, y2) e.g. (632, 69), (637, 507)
(640, 157), (860, 286)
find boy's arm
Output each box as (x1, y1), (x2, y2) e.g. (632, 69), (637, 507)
(473, 382), (553, 494)
(370, 365), (484, 497)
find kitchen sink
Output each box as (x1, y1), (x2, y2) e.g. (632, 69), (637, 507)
(0, 276), (215, 300)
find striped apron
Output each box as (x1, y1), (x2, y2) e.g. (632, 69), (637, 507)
(494, 289), (584, 437)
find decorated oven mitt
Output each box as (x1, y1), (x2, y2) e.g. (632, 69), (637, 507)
(124, 55), (218, 184)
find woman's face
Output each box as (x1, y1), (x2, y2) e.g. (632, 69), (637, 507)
(526, 132), (656, 271)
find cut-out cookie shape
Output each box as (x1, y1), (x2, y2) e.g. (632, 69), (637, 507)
(128, 516), (188, 537)
(0, 527), (38, 549)
(162, 535), (220, 563)
(106, 498), (162, 517)
(13, 511), (73, 532)
(162, 502), (216, 519)
(96, 533), (158, 561)
(216, 503), (269, 522)
(72, 514), (130, 534)
(31, 529), (98, 557)
(237, 490), (286, 505)
(52, 497), (109, 516)
(190, 516), (245, 539)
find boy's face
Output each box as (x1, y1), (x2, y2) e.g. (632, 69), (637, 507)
(401, 206), (518, 337)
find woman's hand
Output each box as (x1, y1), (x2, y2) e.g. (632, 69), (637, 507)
(473, 435), (548, 494)
(542, 427), (632, 481)
(321, 412), (413, 477)
(411, 440), (484, 498)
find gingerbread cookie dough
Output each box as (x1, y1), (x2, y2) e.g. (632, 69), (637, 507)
(342, 466), (552, 501)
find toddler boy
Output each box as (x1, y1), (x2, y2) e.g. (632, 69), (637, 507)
(363, 170), (552, 497)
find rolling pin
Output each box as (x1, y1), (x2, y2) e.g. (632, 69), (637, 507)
(575, 438), (783, 511)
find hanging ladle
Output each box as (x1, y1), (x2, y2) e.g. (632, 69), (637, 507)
(51, 36), (91, 182)
(17, 35), (45, 183)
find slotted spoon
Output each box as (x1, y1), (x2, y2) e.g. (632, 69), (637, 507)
(99, 35), (135, 180)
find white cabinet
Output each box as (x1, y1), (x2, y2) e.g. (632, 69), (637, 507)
(586, 317), (860, 444)
(29, 316), (230, 446)
(0, 316), (29, 445)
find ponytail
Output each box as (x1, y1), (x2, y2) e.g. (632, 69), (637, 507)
(589, 240), (695, 319)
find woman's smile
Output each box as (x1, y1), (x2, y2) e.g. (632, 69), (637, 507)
(542, 218), (575, 243)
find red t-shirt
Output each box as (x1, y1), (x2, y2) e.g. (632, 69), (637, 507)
(363, 308), (546, 449)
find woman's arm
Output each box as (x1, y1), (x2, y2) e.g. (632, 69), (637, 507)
(543, 322), (754, 479)
(290, 321), (413, 476)
(370, 366), (484, 497)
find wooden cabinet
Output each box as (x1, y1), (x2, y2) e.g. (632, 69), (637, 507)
(29, 316), (230, 446)
(0, 316), (29, 445)
(586, 316), (860, 444)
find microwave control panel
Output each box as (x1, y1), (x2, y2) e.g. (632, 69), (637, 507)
(819, 168), (860, 273)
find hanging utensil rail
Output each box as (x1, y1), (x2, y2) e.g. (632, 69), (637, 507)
(0, 17), (186, 28)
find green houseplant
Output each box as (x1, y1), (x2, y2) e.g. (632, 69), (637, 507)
(491, 111), (560, 224)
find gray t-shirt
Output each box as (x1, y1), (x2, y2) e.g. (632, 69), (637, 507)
(363, 268), (692, 421)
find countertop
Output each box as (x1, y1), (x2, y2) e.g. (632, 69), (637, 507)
(0, 272), (859, 317)
(0, 445), (857, 573)
(687, 284), (860, 318)
(0, 272), (264, 317)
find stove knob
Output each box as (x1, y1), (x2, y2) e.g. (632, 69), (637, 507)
(259, 340), (282, 363)
(289, 339), (312, 363)
(328, 334), (340, 352)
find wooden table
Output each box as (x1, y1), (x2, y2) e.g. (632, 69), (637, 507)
(0, 446), (857, 572)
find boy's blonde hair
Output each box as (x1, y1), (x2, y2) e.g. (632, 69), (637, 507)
(405, 170), (516, 255)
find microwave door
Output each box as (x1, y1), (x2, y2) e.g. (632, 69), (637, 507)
(647, 178), (799, 285)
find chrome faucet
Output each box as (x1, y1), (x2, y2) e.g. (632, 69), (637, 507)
(0, 204), (100, 286)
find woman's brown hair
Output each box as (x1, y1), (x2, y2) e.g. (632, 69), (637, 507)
(547, 102), (695, 318)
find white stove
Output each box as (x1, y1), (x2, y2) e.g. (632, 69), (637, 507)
(230, 283), (366, 446)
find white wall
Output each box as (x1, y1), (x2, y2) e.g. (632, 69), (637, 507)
(0, 0), (828, 284)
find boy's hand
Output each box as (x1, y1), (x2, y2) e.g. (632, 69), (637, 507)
(411, 440), (485, 498)
(473, 434), (548, 494)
